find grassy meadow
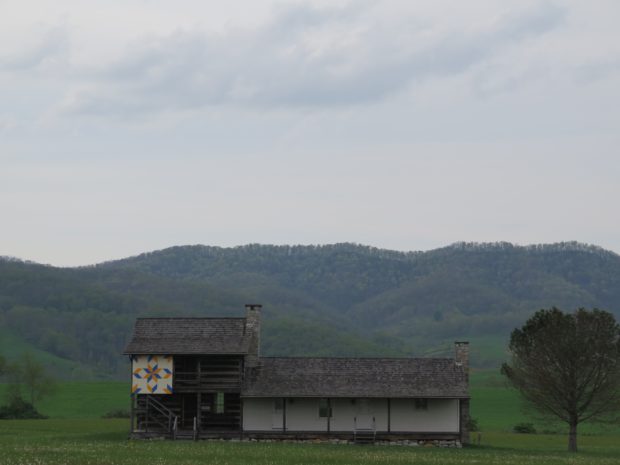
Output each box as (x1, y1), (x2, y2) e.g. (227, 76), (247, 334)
(1, 419), (619, 465)
(1, 371), (619, 464)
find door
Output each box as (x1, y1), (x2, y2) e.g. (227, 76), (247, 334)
(271, 398), (284, 430)
(181, 393), (198, 430)
(355, 399), (375, 430)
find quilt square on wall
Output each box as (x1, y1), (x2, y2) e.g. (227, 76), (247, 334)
(131, 355), (173, 395)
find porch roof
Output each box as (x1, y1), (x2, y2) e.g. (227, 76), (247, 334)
(242, 357), (468, 398)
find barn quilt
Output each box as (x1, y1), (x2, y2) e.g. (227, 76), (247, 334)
(131, 355), (173, 394)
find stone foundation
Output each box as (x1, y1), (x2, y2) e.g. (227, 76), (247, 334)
(211, 437), (462, 447)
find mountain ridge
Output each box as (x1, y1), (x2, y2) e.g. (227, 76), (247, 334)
(1, 241), (619, 379)
(5, 240), (617, 269)
(95, 240), (620, 268)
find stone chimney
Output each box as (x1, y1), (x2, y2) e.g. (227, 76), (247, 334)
(454, 341), (469, 380)
(245, 304), (262, 368)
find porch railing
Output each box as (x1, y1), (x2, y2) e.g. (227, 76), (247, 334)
(143, 396), (178, 439)
(353, 415), (376, 444)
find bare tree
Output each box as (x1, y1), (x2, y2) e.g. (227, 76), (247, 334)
(502, 308), (620, 452)
(11, 353), (56, 407)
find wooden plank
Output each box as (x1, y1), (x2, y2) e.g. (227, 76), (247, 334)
(129, 395), (134, 434)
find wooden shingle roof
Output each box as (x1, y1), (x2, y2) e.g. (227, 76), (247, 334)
(243, 357), (468, 398)
(123, 318), (250, 355)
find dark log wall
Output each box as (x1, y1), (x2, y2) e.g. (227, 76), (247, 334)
(174, 355), (243, 392)
(459, 399), (470, 445)
(200, 393), (241, 431)
(134, 392), (242, 432)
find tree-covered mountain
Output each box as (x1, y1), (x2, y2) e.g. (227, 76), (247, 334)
(1, 242), (619, 379)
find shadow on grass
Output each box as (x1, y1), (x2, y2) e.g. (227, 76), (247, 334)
(72, 431), (130, 442)
(464, 440), (620, 460)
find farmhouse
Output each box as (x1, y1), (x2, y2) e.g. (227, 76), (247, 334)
(124, 305), (470, 444)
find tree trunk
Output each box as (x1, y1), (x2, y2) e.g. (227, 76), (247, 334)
(568, 419), (578, 452)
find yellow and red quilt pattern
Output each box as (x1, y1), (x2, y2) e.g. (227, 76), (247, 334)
(131, 355), (173, 395)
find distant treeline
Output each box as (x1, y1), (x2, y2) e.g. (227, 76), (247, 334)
(1, 241), (619, 379)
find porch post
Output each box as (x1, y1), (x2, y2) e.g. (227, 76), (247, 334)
(196, 357), (201, 390)
(197, 392), (201, 435)
(130, 394), (135, 434)
(239, 398), (244, 440)
(282, 397), (287, 432)
(387, 398), (391, 433)
(327, 398), (331, 434)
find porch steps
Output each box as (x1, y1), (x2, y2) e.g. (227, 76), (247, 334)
(353, 430), (376, 444)
(174, 431), (196, 440)
(353, 415), (376, 444)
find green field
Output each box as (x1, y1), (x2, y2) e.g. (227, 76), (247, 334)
(0, 372), (619, 465)
(0, 372), (543, 427)
(0, 419), (618, 465)
(0, 328), (87, 379)
(0, 381), (128, 418)
(469, 370), (620, 435)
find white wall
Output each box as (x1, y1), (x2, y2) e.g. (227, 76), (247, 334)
(390, 399), (459, 432)
(243, 398), (459, 433)
(243, 398), (328, 431)
(285, 398), (328, 431)
(330, 398), (388, 432)
(242, 398), (274, 431)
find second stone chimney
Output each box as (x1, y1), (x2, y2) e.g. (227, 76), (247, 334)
(245, 304), (262, 368)
(455, 341), (469, 381)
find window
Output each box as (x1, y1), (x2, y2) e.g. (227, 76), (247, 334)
(274, 398), (284, 413)
(318, 398), (332, 418)
(357, 399), (370, 414)
(414, 398), (428, 410)
(215, 392), (225, 414)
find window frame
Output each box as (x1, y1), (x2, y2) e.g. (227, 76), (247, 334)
(414, 398), (429, 410)
(318, 398), (332, 418)
(215, 392), (225, 414)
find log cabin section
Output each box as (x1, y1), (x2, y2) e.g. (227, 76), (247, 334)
(124, 305), (470, 443)
(124, 305), (261, 438)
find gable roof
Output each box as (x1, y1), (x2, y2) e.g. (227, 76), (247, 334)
(123, 317), (250, 355)
(243, 357), (468, 398)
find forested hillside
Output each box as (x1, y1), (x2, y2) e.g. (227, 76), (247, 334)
(1, 242), (619, 379)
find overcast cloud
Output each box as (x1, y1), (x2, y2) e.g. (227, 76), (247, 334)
(58, 1), (566, 114)
(1, 0), (619, 265)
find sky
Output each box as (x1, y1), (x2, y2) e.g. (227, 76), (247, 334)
(1, 0), (619, 266)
